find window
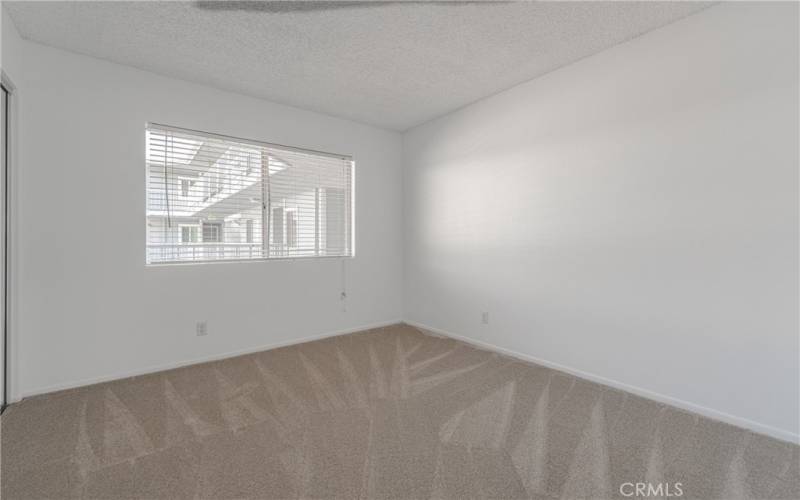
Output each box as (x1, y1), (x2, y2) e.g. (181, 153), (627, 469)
(245, 219), (254, 243)
(202, 222), (222, 242)
(179, 177), (195, 198)
(146, 123), (354, 264)
(205, 170), (222, 200)
(180, 225), (199, 243)
(286, 210), (298, 248)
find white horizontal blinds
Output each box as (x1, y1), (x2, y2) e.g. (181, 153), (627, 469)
(146, 124), (353, 264)
(146, 126), (265, 263)
(266, 146), (352, 258)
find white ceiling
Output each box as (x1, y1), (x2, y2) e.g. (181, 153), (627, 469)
(5, 1), (712, 131)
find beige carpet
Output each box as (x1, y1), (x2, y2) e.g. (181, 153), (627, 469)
(1, 324), (798, 499)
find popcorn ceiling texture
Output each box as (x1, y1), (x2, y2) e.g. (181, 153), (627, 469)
(2, 324), (798, 499)
(4, 1), (711, 130)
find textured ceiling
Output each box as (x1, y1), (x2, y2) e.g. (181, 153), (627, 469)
(5, 1), (712, 131)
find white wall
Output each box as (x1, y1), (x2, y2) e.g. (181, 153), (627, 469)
(403, 3), (799, 441)
(5, 1), (798, 444)
(1, 6), (23, 78)
(11, 30), (404, 397)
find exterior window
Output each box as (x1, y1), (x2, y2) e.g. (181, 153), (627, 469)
(180, 225), (199, 243)
(271, 207), (284, 254)
(146, 124), (353, 264)
(286, 210), (298, 248)
(202, 222), (222, 243)
(204, 171), (222, 200)
(245, 219), (254, 243)
(179, 177), (195, 198)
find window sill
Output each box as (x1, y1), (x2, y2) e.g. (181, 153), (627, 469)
(145, 254), (355, 267)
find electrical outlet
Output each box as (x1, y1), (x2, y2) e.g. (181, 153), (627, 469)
(196, 321), (208, 336)
(481, 312), (489, 325)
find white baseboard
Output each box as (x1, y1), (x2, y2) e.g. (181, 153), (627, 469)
(403, 320), (800, 445)
(19, 319), (403, 400)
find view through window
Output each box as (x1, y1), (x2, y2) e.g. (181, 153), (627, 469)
(146, 124), (354, 264)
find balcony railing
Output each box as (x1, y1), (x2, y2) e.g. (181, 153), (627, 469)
(146, 242), (330, 263)
(147, 242), (264, 263)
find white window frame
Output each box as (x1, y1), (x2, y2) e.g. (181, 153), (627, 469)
(201, 221), (223, 243)
(145, 123), (355, 265)
(179, 224), (199, 243)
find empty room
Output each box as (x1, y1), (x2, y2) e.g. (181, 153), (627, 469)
(0, 1), (798, 499)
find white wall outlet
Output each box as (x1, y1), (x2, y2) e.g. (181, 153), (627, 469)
(481, 312), (489, 324)
(196, 321), (208, 336)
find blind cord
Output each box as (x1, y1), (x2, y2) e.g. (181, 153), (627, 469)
(340, 258), (347, 312)
(164, 132), (172, 228)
